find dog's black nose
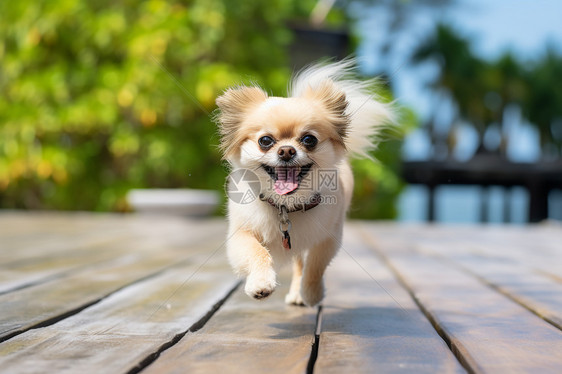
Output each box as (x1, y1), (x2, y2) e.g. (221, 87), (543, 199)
(277, 146), (296, 162)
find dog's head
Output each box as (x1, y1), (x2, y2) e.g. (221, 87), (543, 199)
(216, 81), (349, 208)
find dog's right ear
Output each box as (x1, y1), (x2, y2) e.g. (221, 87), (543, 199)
(215, 86), (268, 158)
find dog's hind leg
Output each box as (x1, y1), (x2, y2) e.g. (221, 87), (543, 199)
(301, 236), (338, 306)
(285, 254), (305, 306)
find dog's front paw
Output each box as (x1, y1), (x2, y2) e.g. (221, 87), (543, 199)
(301, 280), (324, 306)
(244, 270), (277, 300)
(285, 291), (305, 306)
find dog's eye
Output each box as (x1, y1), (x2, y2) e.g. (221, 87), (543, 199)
(301, 135), (318, 149)
(258, 136), (275, 149)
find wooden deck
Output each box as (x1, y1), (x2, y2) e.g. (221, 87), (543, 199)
(1, 211), (561, 373)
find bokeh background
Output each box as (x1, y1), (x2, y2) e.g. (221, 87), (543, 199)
(1, 0), (561, 222)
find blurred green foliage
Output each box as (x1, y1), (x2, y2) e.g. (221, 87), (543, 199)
(0, 0), (308, 210)
(0, 0), (409, 219)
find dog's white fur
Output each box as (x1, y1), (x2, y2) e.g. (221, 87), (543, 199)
(215, 59), (394, 306)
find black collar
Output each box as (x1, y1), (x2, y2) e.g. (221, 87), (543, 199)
(259, 193), (322, 213)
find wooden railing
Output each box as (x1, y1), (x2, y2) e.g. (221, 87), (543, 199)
(402, 154), (562, 223)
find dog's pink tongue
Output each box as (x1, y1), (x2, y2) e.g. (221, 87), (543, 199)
(274, 167), (299, 195)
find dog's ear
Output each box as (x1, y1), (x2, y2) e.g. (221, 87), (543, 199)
(215, 86), (268, 158)
(305, 81), (349, 143)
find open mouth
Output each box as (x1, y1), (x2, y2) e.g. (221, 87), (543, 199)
(262, 163), (313, 195)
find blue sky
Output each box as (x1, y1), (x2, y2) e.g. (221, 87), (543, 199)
(358, 0), (562, 115)
(354, 1), (562, 221)
(449, 0), (562, 60)
(355, 0), (562, 162)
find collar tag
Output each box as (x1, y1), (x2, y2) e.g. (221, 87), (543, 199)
(282, 230), (291, 250)
(278, 205), (292, 250)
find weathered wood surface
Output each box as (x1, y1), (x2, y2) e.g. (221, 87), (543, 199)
(0, 215), (227, 343)
(143, 279), (317, 374)
(0, 213), (225, 294)
(1, 212), (562, 374)
(361, 223), (562, 373)
(0, 261), (238, 374)
(315, 226), (464, 373)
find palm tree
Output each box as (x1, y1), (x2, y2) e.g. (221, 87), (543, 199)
(481, 52), (527, 155)
(522, 49), (562, 158)
(411, 23), (490, 157)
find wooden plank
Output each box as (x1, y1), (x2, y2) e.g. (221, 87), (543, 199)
(465, 226), (562, 283)
(365, 224), (562, 330)
(361, 223), (562, 374)
(0, 212), (126, 245)
(445, 256), (562, 330)
(142, 274), (318, 374)
(0, 228), (126, 259)
(368, 224), (562, 282)
(314, 225), (465, 373)
(0, 215), (226, 294)
(0, 254), (239, 373)
(0, 213), (225, 263)
(0, 232), (225, 342)
(0, 237), (130, 294)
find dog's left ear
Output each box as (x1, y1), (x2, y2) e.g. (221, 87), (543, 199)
(215, 86), (268, 158)
(305, 81), (349, 143)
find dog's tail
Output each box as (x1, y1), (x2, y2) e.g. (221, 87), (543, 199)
(289, 58), (396, 159)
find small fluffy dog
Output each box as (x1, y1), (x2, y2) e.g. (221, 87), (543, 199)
(215, 59), (394, 306)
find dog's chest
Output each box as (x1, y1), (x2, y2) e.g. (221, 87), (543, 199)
(253, 206), (338, 252)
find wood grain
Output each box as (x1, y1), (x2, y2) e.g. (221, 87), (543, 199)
(0, 236), (130, 294)
(142, 275), (317, 374)
(314, 225), (465, 373)
(0, 216), (227, 342)
(365, 224), (562, 330)
(0, 254), (238, 373)
(447, 256), (562, 330)
(365, 224), (562, 281)
(2, 212), (561, 374)
(0, 214), (225, 294)
(361, 223), (562, 374)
